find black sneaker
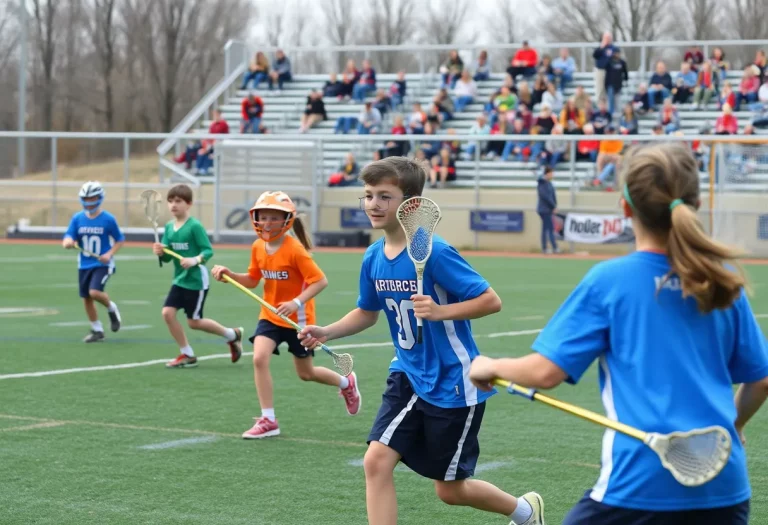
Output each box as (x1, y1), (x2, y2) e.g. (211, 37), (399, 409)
(108, 306), (121, 332)
(83, 331), (105, 343)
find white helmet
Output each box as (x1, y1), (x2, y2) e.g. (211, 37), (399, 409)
(79, 181), (105, 211)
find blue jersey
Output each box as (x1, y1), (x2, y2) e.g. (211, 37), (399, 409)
(532, 251), (768, 511)
(64, 210), (125, 270)
(357, 235), (495, 409)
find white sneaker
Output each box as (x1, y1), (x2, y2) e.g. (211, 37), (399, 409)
(510, 492), (545, 525)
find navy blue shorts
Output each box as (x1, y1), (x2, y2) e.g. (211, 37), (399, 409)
(563, 492), (750, 525)
(367, 372), (485, 481)
(163, 285), (208, 320)
(78, 267), (113, 298)
(249, 319), (314, 358)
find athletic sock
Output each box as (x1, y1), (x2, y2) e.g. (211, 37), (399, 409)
(180, 345), (195, 357)
(509, 497), (533, 524)
(339, 376), (350, 389)
(91, 321), (103, 332)
(262, 408), (276, 422)
(108, 301), (117, 313)
(223, 328), (237, 342)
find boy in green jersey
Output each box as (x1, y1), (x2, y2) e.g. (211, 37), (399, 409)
(152, 184), (243, 368)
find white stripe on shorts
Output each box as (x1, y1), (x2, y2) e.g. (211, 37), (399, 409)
(444, 405), (476, 481)
(379, 394), (418, 446)
(192, 290), (205, 320)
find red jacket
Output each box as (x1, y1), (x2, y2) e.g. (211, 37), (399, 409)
(203, 119), (230, 149)
(513, 48), (538, 67)
(715, 114), (739, 134)
(242, 96), (264, 119)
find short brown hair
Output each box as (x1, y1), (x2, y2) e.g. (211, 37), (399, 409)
(622, 142), (746, 313)
(360, 156), (427, 197)
(167, 184), (193, 204)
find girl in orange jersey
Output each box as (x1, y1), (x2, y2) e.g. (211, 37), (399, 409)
(212, 191), (361, 439)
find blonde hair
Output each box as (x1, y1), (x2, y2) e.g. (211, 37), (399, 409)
(621, 142), (746, 313)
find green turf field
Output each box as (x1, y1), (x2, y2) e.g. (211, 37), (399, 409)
(1, 243), (767, 525)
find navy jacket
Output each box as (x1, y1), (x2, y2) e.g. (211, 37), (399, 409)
(593, 44), (619, 70)
(537, 176), (557, 214)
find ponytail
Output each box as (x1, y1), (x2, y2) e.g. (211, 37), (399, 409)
(292, 215), (313, 251)
(667, 202), (746, 313)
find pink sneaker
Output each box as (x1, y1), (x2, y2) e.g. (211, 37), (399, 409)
(242, 417), (280, 439)
(340, 372), (362, 416)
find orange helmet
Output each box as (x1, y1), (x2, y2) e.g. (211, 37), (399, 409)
(249, 191), (296, 242)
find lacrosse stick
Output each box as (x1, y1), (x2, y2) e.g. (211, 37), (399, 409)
(140, 190), (164, 267)
(493, 379), (732, 487)
(221, 274), (354, 376)
(73, 244), (98, 258)
(396, 196), (442, 344)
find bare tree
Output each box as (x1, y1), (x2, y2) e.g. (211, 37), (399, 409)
(263, 3), (286, 48)
(60, 0), (86, 131)
(320, 0), (357, 71)
(727, 0), (768, 40)
(0, 2), (21, 131)
(536, 0), (605, 43)
(359, 0), (418, 72)
(489, 0), (518, 44)
(421, 0), (475, 71)
(31, 0), (60, 131)
(669, 0), (723, 40)
(85, 0), (120, 130)
(289, 1), (326, 74)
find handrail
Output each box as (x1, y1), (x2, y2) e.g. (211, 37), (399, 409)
(156, 63), (246, 156)
(158, 158), (202, 187)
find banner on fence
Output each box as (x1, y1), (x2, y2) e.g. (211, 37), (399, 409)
(563, 213), (635, 244)
(340, 208), (372, 229)
(470, 210), (524, 232)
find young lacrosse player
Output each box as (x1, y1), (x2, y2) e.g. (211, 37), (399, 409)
(470, 142), (768, 525)
(62, 181), (125, 343)
(152, 184), (243, 368)
(211, 191), (361, 439)
(298, 157), (544, 525)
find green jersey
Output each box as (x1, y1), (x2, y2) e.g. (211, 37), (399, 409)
(160, 217), (214, 291)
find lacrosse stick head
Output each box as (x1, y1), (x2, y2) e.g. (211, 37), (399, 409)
(332, 351), (354, 377)
(396, 197), (442, 268)
(645, 425), (732, 487)
(140, 190), (163, 226)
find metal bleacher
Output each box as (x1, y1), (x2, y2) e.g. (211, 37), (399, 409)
(189, 67), (762, 191)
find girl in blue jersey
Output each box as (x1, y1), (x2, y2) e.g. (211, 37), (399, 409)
(470, 142), (768, 525)
(299, 157), (544, 525)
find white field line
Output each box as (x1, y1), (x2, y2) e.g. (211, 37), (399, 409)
(138, 435), (219, 450)
(0, 421), (68, 433)
(756, 313), (768, 319)
(0, 329), (542, 381)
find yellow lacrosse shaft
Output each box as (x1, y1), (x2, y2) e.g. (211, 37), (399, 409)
(162, 247), (183, 261)
(73, 245), (98, 258)
(221, 274), (301, 330)
(492, 379), (647, 441)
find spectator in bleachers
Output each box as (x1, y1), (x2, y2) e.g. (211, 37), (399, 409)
(672, 62), (697, 105)
(339, 59), (361, 100)
(488, 85), (517, 126)
(735, 66), (761, 111)
(714, 103), (739, 134)
(657, 97), (680, 134)
(576, 123), (599, 162)
(632, 82), (651, 114)
(433, 89), (455, 121)
(684, 45), (705, 72)
(485, 112), (509, 159)
(573, 85), (593, 118)
(453, 70), (478, 112)
(590, 98), (612, 134)
(710, 47), (729, 84)
(441, 50), (464, 89)
(379, 115), (410, 158)
(552, 48), (576, 91)
(356, 101), (381, 134)
(327, 152), (360, 187)
(299, 90), (326, 133)
(517, 102), (534, 130)
(408, 102), (427, 134)
(194, 109), (230, 175)
(389, 71), (407, 110)
(427, 103), (445, 128)
(538, 55), (554, 82)
(517, 80), (533, 108)
(473, 50), (491, 81)
(719, 80), (736, 110)
(593, 32), (618, 103)
(175, 140), (200, 170)
(542, 81), (563, 113)
(650, 124), (664, 135)
(648, 61), (673, 107)
(757, 78), (768, 108)
(464, 114), (491, 160)
(619, 103), (638, 135)
(240, 92), (264, 134)
(539, 125), (567, 168)
(605, 50), (629, 115)
(532, 74), (548, 107)
(507, 41), (538, 79)
(530, 103), (558, 159)
(429, 146), (457, 188)
(373, 89), (391, 116)
(755, 50), (767, 81)
(267, 49), (292, 92)
(593, 125), (623, 187)
(537, 165), (559, 254)
(240, 52), (270, 90)
(353, 59), (377, 102)
(693, 61), (716, 109)
(417, 122), (441, 159)
(560, 97), (586, 134)
(322, 73), (343, 98)
(501, 118), (531, 162)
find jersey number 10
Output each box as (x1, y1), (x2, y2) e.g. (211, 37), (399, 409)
(385, 298), (416, 350)
(81, 235), (101, 256)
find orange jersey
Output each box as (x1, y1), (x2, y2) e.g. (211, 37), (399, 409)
(247, 235), (325, 328)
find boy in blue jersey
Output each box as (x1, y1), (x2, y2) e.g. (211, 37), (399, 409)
(62, 181), (125, 343)
(470, 142), (768, 525)
(299, 157), (544, 525)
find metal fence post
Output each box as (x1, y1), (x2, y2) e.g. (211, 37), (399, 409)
(124, 138), (130, 226)
(473, 138), (481, 250)
(213, 148), (221, 242)
(568, 140), (576, 253)
(51, 137), (57, 227)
